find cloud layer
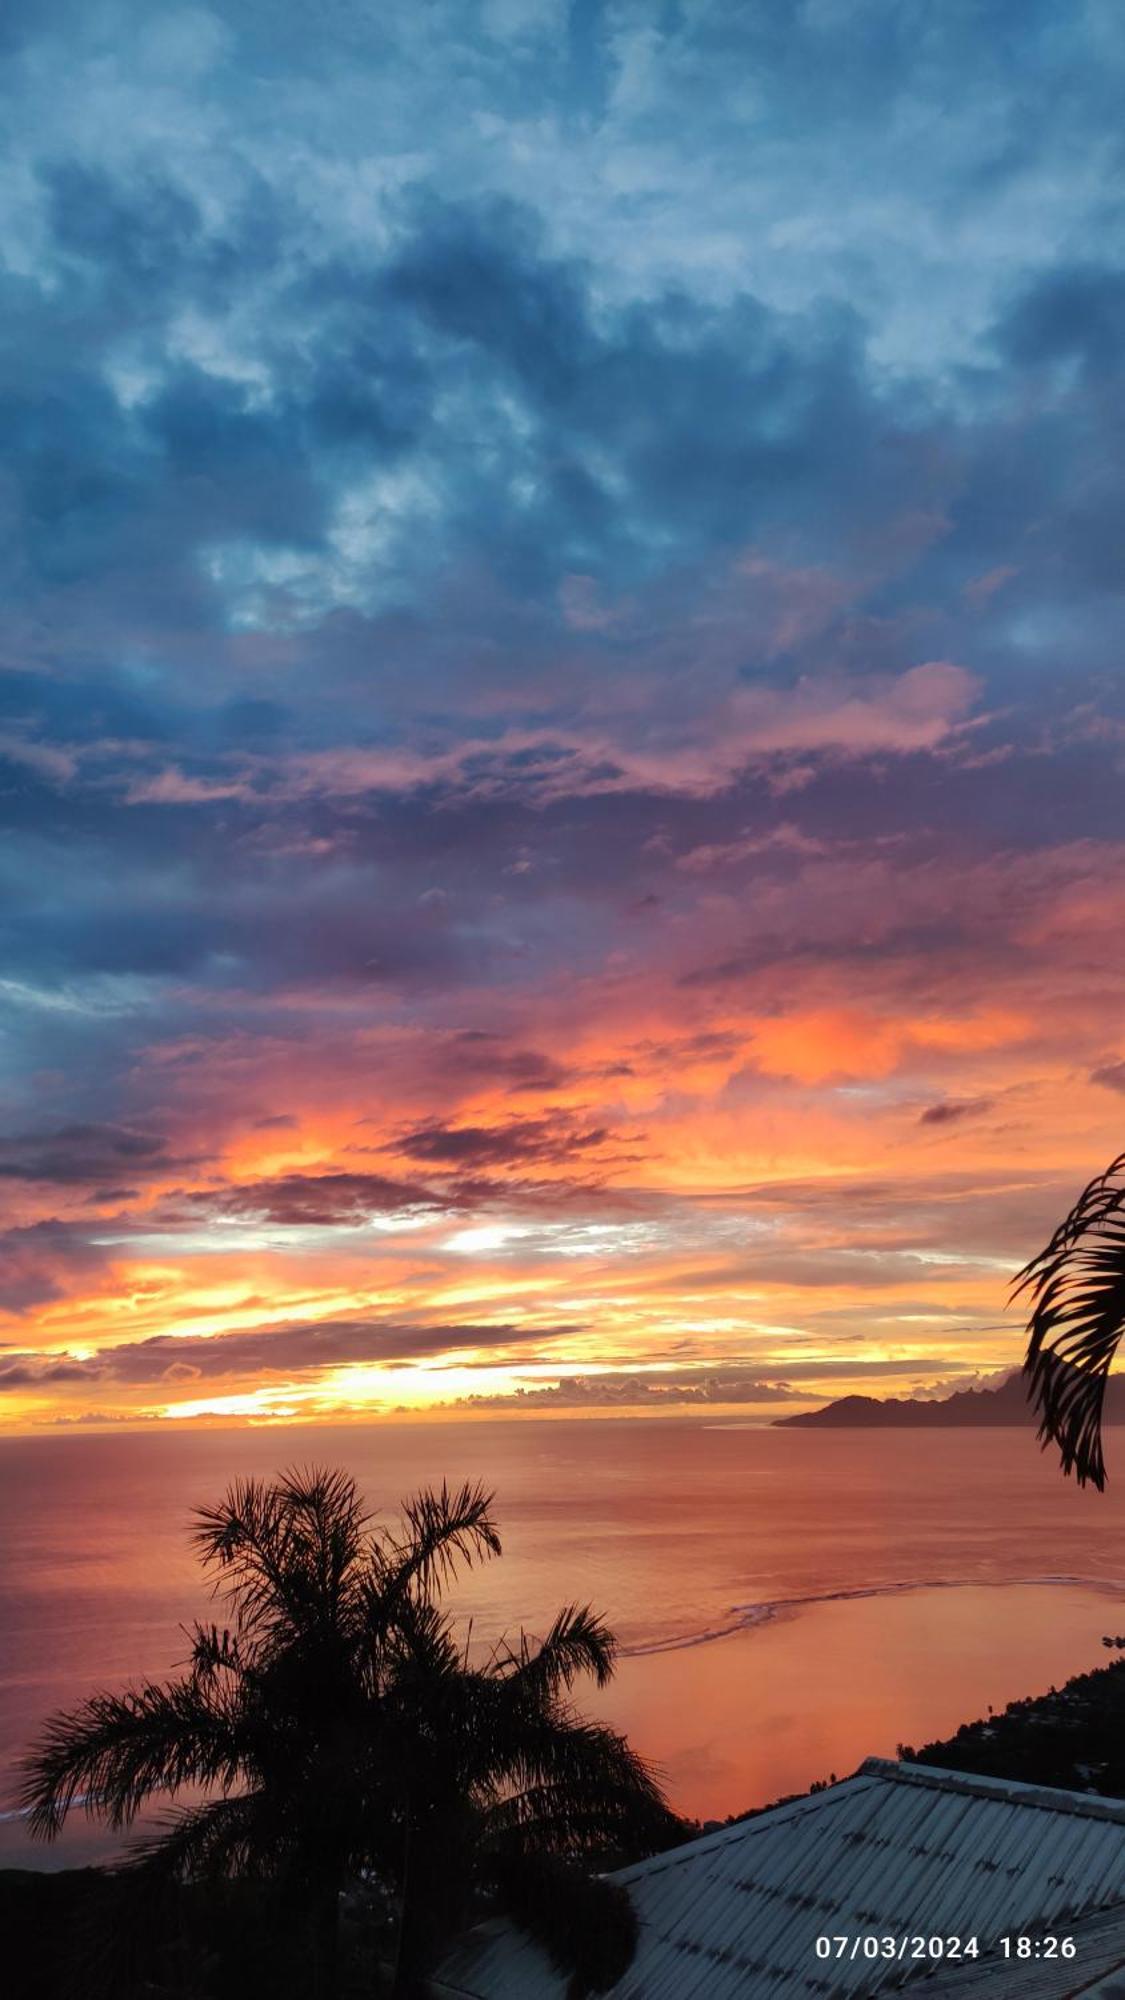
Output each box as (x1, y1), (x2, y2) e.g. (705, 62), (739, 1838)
(2, 1), (1124, 1425)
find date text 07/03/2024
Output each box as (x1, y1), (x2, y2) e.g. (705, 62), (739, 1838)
(813, 1935), (1077, 1967)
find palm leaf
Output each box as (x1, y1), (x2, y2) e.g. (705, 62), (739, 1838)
(124, 1790), (273, 1881)
(185, 1621), (243, 1681)
(491, 1850), (639, 1997)
(274, 1465), (368, 1617)
(373, 1481), (501, 1618)
(1014, 1151), (1125, 1488)
(18, 1676), (244, 1838)
(494, 1605), (617, 1696)
(191, 1476), (301, 1630)
(473, 1698), (672, 1851)
(190, 1467), (368, 1640)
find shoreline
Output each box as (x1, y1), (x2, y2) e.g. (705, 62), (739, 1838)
(620, 1570), (1125, 1657)
(597, 1578), (1125, 1821)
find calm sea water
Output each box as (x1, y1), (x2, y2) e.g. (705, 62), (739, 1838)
(3, 1419), (1124, 1858)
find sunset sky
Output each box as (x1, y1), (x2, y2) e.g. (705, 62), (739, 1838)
(2, 2), (1125, 1430)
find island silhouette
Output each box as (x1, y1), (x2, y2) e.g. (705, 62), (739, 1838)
(775, 1370), (1125, 1429)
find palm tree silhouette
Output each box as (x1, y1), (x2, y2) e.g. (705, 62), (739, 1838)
(1016, 1150), (1125, 1490)
(20, 1466), (675, 1997)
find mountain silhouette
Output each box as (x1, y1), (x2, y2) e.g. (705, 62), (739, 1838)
(774, 1369), (1125, 1429)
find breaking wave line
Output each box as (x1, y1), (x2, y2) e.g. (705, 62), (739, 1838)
(620, 1573), (1125, 1658)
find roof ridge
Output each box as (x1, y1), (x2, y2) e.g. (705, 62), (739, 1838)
(613, 1762), (1125, 1888)
(862, 1757), (1125, 1823)
(611, 1771), (879, 1880)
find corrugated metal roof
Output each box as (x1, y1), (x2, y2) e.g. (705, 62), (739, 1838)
(919, 1898), (1125, 1997)
(434, 1761), (1125, 2000)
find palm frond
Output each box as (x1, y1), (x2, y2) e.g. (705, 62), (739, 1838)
(488, 1781), (672, 1856)
(375, 1481), (501, 1613)
(275, 1464), (368, 1614)
(1014, 1151), (1125, 1488)
(496, 1605), (616, 1696)
(18, 1676), (243, 1839)
(382, 1591), (462, 1677)
(191, 1476), (300, 1628)
(190, 1466), (368, 1643)
(185, 1622), (243, 1682)
(473, 1701), (671, 1853)
(491, 1850), (639, 1997)
(124, 1790), (273, 1882)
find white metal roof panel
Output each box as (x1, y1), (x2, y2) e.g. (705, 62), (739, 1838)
(919, 1897), (1125, 1996)
(435, 1761), (1125, 2000)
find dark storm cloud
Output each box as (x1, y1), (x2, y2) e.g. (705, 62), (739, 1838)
(360, 191), (932, 587)
(440, 1036), (573, 1094)
(0, 1316), (580, 1390)
(0, 1123), (175, 1185)
(398, 1116), (610, 1169)
(143, 366), (327, 550)
(997, 264), (1125, 377)
(45, 161), (209, 300)
(918, 1099), (993, 1127)
(1091, 1062), (1125, 1096)
(0, 142), (1118, 781)
(0, 139), (988, 713)
(7, 201), (787, 651)
(184, 1172), (441, 1227)
(0, 1221), (107, 1313)
(40, 154), (289, 318)
(0, 1357), (96, 1388)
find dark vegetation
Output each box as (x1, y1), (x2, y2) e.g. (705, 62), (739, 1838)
(12, 1468), (681, 1999)
(899, 1656), (1125, 1797)
(707, 1658), (1125, 1835)
(1016, 1148), (1125, 1491)
(0, 1867), (350, 2000)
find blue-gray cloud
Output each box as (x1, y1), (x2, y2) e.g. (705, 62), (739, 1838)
(0, 0), (1123, 1278)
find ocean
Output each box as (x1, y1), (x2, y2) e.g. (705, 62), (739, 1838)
(2, 1418), (1124, 1863)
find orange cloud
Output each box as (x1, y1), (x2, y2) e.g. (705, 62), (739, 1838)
(749, 1008), (1028, 1084)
